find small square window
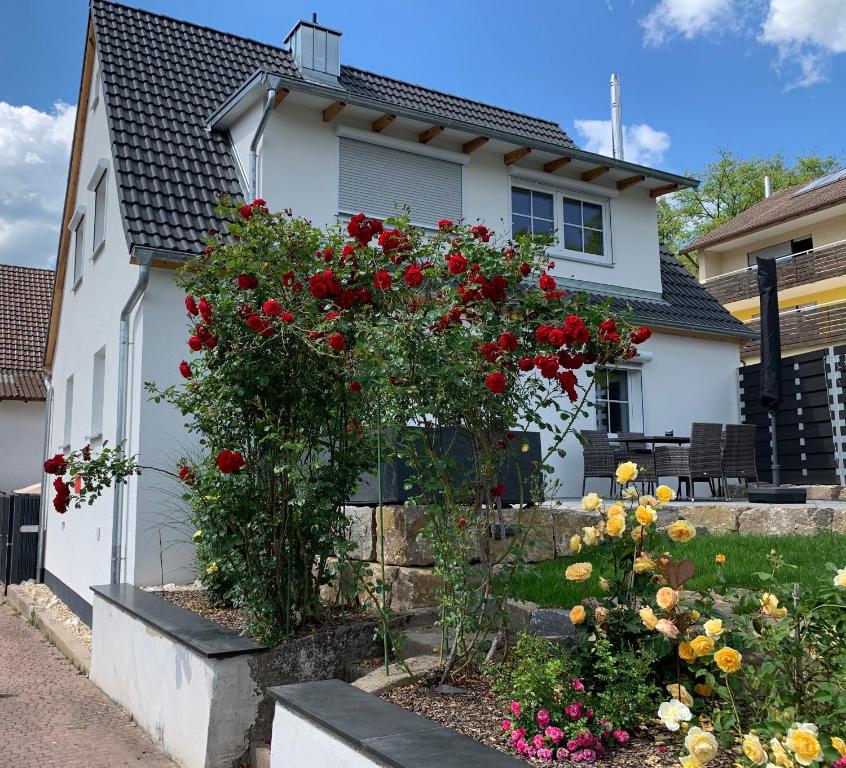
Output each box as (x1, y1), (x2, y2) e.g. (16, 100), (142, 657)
(561, 196), (605, 258)
(511, 187), (554, 238)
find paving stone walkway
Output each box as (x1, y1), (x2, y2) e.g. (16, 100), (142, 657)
(0, 601), (175, 767)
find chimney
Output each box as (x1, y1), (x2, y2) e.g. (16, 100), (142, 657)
(764, 175), (772, 198)
(284, 14), (342, 85)
(610, 73), (624, 160)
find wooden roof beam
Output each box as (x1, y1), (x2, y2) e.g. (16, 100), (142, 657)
(371, 113), (396, 133)
(616, 174), (646, 191)
(322, 101), (346, 122)
(272, 89), (289, 110)
(650, 183), (680, 198)
(581, 165), (609, 182)
(418, 125), (444, 144)
(504, 147), (531, 166)
(462, 136), (489, 154)
(543, 157), (571, 173)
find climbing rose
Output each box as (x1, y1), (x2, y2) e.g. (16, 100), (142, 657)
(470, 224), (491, 241)
(631, 326), (652, 344)
(485, 372), (506, 393)
(349, 381), (362, 392)
(373, 270), (393, 290)
(518, 356), (534, 371)
(403, 264), (423, 287)
(519, 262), (531, 277)
(438, 219), (453, 230)
(539, 273), (557, 291)
(179, 360), (192, 379)
(251, 198), (266, 207)
(198, 297), (212, 322)
(239, 204), (252, 219)
(281, 311), (295, 324)
(328, 332), (346, 352)
(184, 295), (198, 316)
(178, 466), (193, 484)
(446, 252), (467, 275)
(263, 299), (282, 317)
(498, 332), (518, 351)
(187, 336), (202, 351)
(44, 453), (67, 476)
(237, 274), (258, 290)
(215, 450), (245, 474)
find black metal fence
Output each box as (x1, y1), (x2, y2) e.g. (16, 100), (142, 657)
(0, 493), (40, 592)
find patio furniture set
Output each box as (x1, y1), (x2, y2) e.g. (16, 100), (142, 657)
(581, 423), (759, 501)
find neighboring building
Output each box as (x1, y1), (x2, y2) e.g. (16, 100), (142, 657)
(688, 168), (846, 364)
(0, 264), (54, 494)
(44, 0), (752, 622)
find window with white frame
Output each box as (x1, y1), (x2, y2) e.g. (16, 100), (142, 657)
(93, 172), (107, 255)
(72, 216), (85, 287)
(595, 367), (642, 435)
(510, 182), (611, 264)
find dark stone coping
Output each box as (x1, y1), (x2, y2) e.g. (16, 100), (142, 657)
(269, 679), (524, 768)
(90, 583), (268, 659)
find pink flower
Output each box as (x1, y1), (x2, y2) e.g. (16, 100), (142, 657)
(510, 701), (521, 718)
(555, 748), (570, 761)
(571, 678), (585, 692)
(545, 727), (563, 744)
(501, 720), (512, 732)
(565, 702), (583, 720)
(612, 729), (629, 744)
(510, 728), (526, 745)
(536, 709), (550, 728)
(533, 733), (545, 750)
(537, 748), (554, 761)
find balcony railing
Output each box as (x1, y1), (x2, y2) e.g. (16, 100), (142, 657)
(742, 300), (846, 357)
(703, 239), (846, 305)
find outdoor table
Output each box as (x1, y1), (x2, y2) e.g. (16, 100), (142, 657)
(611, 435), (691, 451)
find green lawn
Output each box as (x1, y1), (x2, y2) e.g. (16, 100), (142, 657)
(509, 532), (846, 607)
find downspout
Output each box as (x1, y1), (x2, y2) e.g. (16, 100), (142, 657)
(110, 248), (154, 584)
(247, 75), (284, 201)
(36, 373), (54, 582)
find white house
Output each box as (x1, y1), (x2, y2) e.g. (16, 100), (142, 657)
(42, 0), (754, 623)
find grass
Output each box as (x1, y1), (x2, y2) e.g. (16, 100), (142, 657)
(509, 532), (846, 607)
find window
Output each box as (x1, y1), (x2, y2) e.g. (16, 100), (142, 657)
(746, 236), (812, 267)
(90, 347), (106, 439)
(595, 368), (631, 434)
(72, 216), (85, 287)
(93, 172), (107, 255)
(510, 183), (610, 264)
(791, 235), (813, 255)
(63, 375), (74, 449)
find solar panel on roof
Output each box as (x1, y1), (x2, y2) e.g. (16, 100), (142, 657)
(793, 168), (846, 196)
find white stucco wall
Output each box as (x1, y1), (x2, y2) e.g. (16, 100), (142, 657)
(0, 400), (46, 493)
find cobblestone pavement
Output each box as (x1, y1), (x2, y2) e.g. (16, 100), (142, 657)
(0, 601), (175, 767)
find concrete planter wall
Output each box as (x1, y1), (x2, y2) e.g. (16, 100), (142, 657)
(270, 679), (523, 768)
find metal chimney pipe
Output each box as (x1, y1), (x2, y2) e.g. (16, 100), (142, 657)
(764, 175), (772, 198)
(610, 73), (624, 160)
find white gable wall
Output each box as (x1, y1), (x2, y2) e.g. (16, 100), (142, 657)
(0, 400), (46, 493)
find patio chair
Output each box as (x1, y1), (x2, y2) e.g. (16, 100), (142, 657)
(722, 424), (759, 496)
(615, 432), (657, 494)
(654, 422), (726, 501)
(580, 429), (618, 496)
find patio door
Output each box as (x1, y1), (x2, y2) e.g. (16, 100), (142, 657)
(594, 367), (644, 435)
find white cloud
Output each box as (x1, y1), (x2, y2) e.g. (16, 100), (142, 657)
(573, 119), (671, 167)
(760, 0), (846, 87)
(0, 101), (75, 269)
(640, 0), (737, 46)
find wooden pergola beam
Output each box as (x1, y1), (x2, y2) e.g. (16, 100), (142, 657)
(581, 165), (609, 182)
(504, 147), (531, 166)
(418, 125), (444, 144)
(322, 101), (346, 122)
(371, 113), (396, 133)
(272, 89), (290, 110)
(616, 174), (646, 191)
(462, 136), (489, 154)
(543, 157), (571, 173)
(650, 183), (680, 198)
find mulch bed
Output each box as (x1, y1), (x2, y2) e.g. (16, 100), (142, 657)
(382, 671), (737, 766)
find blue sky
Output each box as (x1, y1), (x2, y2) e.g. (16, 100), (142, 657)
(1, 0), (844, 267)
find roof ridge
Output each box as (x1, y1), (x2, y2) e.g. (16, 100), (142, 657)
(0, 263), (55, 275)
(341, 64), (564, 131)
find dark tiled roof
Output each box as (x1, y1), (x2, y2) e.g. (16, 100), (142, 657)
(0, 264), (54, 400)
(600, 249), (755, 339)
(682, 169), (846, 253)
(91, 0), (576, 256)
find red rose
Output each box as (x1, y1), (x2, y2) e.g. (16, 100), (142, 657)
(281, 311), (295, 324)
(558, 370), (578, 402)
(216, 449), (245, 474)
(438, 219), (454, 230)
(263, 299), (282, 317)
(539, 357), (559, 378)
(485, 372), (506, 393)
(237, 274), (258, 290)
(178, 465), (194, 485)
(179, 360), (192, 379)
(457, 517), (466, 527)
(518, 356), (534, 372)
(599, 318), (617, 335)
(480, 341), (501, 362)
(447, 252), (467, 275)
(185, 295), (198, 316)
(349, 381), (363, 392)
(197, 298), (212, 323)
(519, 262), (531, 277)
(251, 198), (266, 207)
(631, 326), (652, 344)
(539, 273), (557, 291)
(498, 332), (518, 352)
(204, 335), (218, 349)
(470, 224), (491, 242)
(246, 314), (267, 333)
(239, 204), (252, 219)
(188, 336), (202, 351)
(535, 325), (552, 344)
(43, 453), (67, 476)
(491, 483), (505, 498)
(373, 270), (393, 290)
(403, 264), (423, 287)
(328, 332), (346, 352)
(203, 246), (213, 256)
(548, 329), (566, 347)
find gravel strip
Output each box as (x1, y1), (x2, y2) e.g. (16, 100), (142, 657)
(16, 582), (92, 650)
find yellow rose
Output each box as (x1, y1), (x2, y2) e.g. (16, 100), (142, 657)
(569, 605), (586, 624)
(634, 555), (656, 574)
(639, 605), (658, 629)
(655, 618), (679, 639)
(684, 726), (718, 764)
(607, 503), (625, 518)
(689, 609), (701, 622)
(679, 641), (696, 662)
(831, 736), (846, 757)
(770, 738), (795, 768)
(622, 486), (639, 500)
(743, 734), (769, 766)
(656, 484), (676, 503)
(667, 519), (697, 542)
(679, 756), (703, 768)
(639, 494), (658, 508)
(581, 492), (603, 511)
(192, 530), (203, 540)
(636, 504), (657, 525)
(206, 561), (219, 575)
(565, 562), (593, 582)
(615, 461), (638, 484)
(834, 568), (846, 589)
(606, 514), (626, 537)
(656, 586), (679, 610)
(693, 683), (713, 697)
(785, 723), (823, 766)
(594, 606), (609, 625)
(630, 525), (647, 541)
(599, 577), (610, 592)
(667, 683), (694, 707)
(761, 592), (780, 614)
(569, 534), (582, 554)
(691, 635), (715, 657)
(582, 526), (598, 546)
(703, 618), (724, 638)
(715, 553), (726, 564)
(714, 647), (742, 673)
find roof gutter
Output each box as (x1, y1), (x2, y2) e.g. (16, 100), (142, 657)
(111, 248), (154, 584)
(207, 70), (698, 191)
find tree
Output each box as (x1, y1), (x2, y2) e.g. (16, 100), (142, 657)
(659, 150), (842, 273)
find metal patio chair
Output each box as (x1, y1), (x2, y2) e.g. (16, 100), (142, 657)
(580, 429), (619, 496)
(655, 422), (726, 501)
(722, 423), (759, 496)
(615, 432), (657, 494)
